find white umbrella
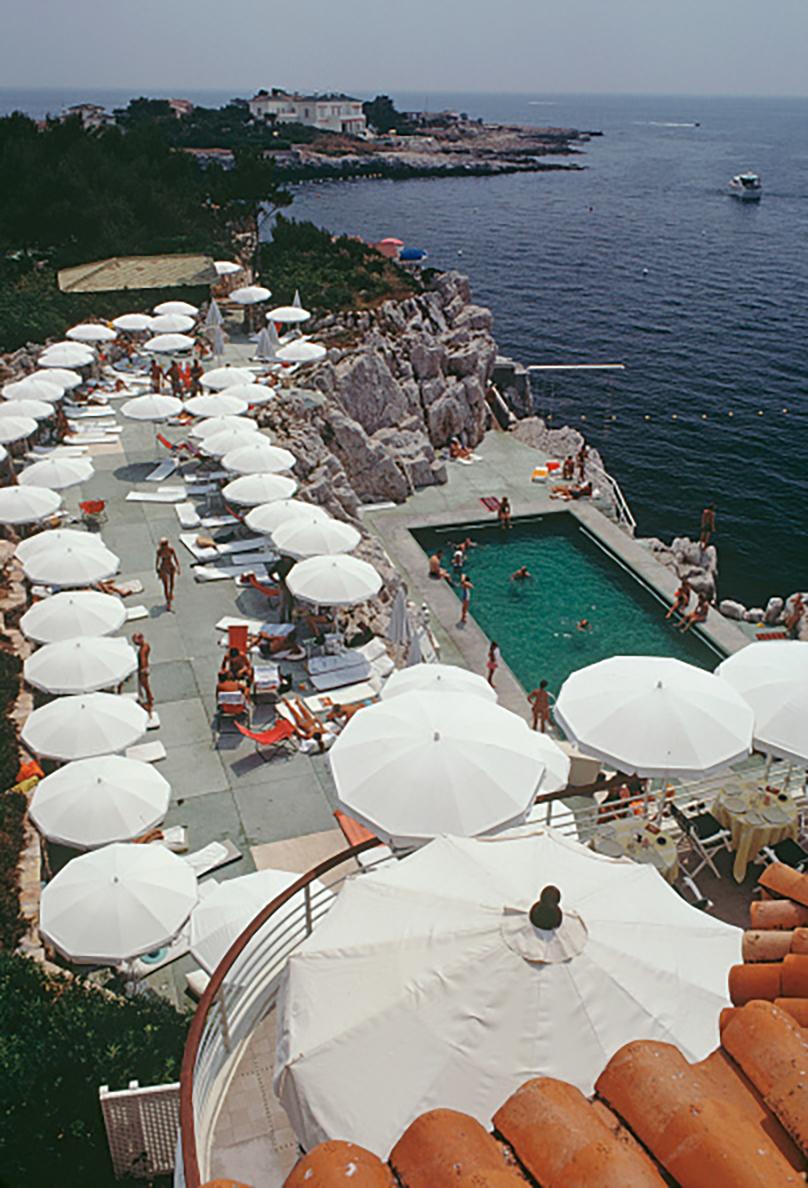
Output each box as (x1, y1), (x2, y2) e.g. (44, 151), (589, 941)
(555, 656), (753, 779)
(255, 327), (277, 361)
(19, 457), (94, 490)
(200, 428), (267, 457)
(275, 341), (327, 364)
(0, 414), (38, 444)
(230, 285), (271, 305)
(204, 299), (223, 328)
(245, 497), (325, 534)
(223, 442), (295, 476)
(214, 260), (242, 276)
(275, 831), (740, 1157)
(189, 415), (256, 440)
(39, 344), (94, 369)
(149, 313), (195, 334)
(15, 528), (108, 565)
(266, 305), (311, 324)
(0, 486), (61, 525)
(22, 692), (148, 761)
(121, 393), (183, 422)
(717, 641), (808, 765)
(112, 313), (153, 333)
(185, 392), (248, 418)
(66, 323), (116, 343)
(217, 383), (276, 406)
(530, 732), (572, 795)
(211, 326), (225, 358)
(223, 474), (298, 506)
(20, 590), (125, 644)
(29, 368), (82, 390)
(143, 333), (195, 354)
(3, 378), (63, 403)
(286, 554), (382, 608)
(190, 868), (334, 976)
(0, 398), (52, 421)
(292, 288), (302, 308)
(30, 756), (171, 850)
(200, 366), (255, 390)
(406, 629), (423, 667)
(153, 300), (198, 316)
(24, 635), (136, 695)
(0, 445), (6, 465)
(330, 692), (546, 848)
(383, 662), (496, 703)
(22, 543), (119, 588)
(39, 842), (197, 963)
(272, 516), (360, 560)
(386, 587), (412, 647)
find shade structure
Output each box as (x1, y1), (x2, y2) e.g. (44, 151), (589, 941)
(0, 485), (61, 525)
(200, 366), (255, 390)
(189, 415), (256, 440)
(121, 393), (183, 422)
(29, 368), (82, 390)
(223, 442), (295, 476)
(717, 641), (808, 764)
(190, 869), (334, 977)
(275, 341), (327, 364)
(149, 312), (195, 334)
(20, 590), (125, 644)
(555, 656), (754, 779)
(185, 392), (248, 418)
(223, 473), (298, 507)
(22, 692), (148, 761)
(30, 756), (170, 849)
(330, 692), (546, 848)
(211, 325), (225, 357)
(0, 414), (38, 444)
(205, 299), (223, 329)
(275, 830), (741, 1157)
(15, 527), (108, 565)
(266, 305), (311, 324)
(217, 382), (276, 406)
(19, 456), (94, 490)
(245, 498), (327, 535)
(153, 300), (198, 317)
(143, 333), (195, 354)
(24, 635), (137, 694)
(214, 260), (241, 276)
(272, 516), (360, 560)
(200, 427), (267, 457)
(39, 842), (197, 963)
(287, 554), (381, 608)
(531, 732), (572, 794)
(3, 377), (63, 403)
(386, 586), (412, 647)
(39, 344), (94, 368)
(229, 285), (271, 305)
(0, 397), (52, 422)
(112, 313), (153, 332)
(382, 662), (496, 703)
(254, 327), (276, 361)
(22, 543), (119, 587)
(66, 322), (116, 343)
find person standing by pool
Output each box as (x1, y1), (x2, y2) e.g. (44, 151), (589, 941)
(498, 497), (512, 530)
(459, 573), (473, 624)
(665, 578), (691, 620)
(150, 358), (163, 392)
(577, 444), (589, 481)
(699, 504), (716, 548)
(562, 455), (575, 481)
(155, 537), (181, 611)
(486, 640), (500, 686)
(131, 632), (154, 716)
(528, 680), (553, 732)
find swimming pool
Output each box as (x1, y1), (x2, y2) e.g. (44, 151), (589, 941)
(412, 514), (724, 697)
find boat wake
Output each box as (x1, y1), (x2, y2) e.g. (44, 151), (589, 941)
(638, 121), (700, 128)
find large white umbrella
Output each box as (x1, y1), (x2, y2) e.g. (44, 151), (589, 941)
(28, 368), (82, 390)
(204, 299), (223, 329)
(121, 393), (183, 422)
(25, 635), (137, 695)
(112, 313), (153, 333)
(0, 445), (7, 466)
(555, 656), (753, 778)
(286, 554), (381, 608)
(66, 323), (116, 343)
(30, 756), (171, 850)
(0, 414), (38, 444)
(223, 442), (295, 476)
(190, 868), (334, 976)
(386, 586), (412, 647)
(22, 692), (147, 761)
(185, 392), (248, 418)
(39, 842), (197, 963)
(149, 312), (195, 334)
(0, 398), (52, 422)
(200, 427), (267, 457)
(3, 378), (63, 403)
(153, 300), (198, 317)
(383, 662), (496, 703)
(20, 590), (125, 644)
(272, 516), (360, 560)
(39, 344), (94, 369)
(22, 543), (119, 587)
(19, 457), (94, 490)
(223, 473), (298, 507)
(266, 305), (311, 324)
(330, 692), (546, 848)
(0, 486), (61, 525)
(200, 366), (255, 390)
(254, 327), (277, 361)
(143, 333), (195, 354)
(717, 641), (808, 764)
(214, 260), (242, 276)
(217, 383), (276, 407)
(15, 528), (108, 565)
(189, 415), (256, 440)
(275, 831), (741, 1157)
(230, 285), (271, 305)
(275, 341), (327, 364)
(245, 498), (327, 535)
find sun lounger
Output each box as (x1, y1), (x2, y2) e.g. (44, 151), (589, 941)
(146, 459), (178, 482)
(28, 445), (88, 458)
(333, 810), (394, 870)
(184, 839), (242, 877)
(307, 652), (372, 691)
(101, 578), (144, 597)
(193, 561), (269, 582)
(125, 740), (166, 763)
(201, 514), (238, 528)
(125, 604), (149, 621)
(354, 638), (388, 663)
(175, 502), (201, 529)
(301, 681), (379, 713)
(125, 490), (185, 503)
(235, 717), (296, 759)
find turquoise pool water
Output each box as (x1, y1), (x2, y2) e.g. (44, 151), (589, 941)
(412, 514), (723, 697)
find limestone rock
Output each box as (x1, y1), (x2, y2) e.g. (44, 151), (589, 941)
(765, 597), (784, 624)
(744, 608), (766, 623)
(719, 599), (746, 620)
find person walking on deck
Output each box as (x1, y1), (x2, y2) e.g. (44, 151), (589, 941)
(149, 359), (163, 392)
(155, 538), (181, 611)
(132, 632), (154, 715)
(486, 640), (500, 687)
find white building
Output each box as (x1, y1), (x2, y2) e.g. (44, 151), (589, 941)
(248, 89), (367, 137)
(62, 103), (114, 129)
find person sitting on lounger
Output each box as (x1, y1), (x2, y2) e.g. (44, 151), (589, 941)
(680, 591), (711, 632)
(219, 646), (253, 688)
(449, 437), (472, 460)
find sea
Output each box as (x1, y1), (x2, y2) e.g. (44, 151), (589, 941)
(2, 88), (806, 608)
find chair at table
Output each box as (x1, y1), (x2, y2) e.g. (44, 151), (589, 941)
(235, 717), (296, 760)
(215, 681), (250, 733)
(669, 801), (730, 880)
(79, 499), (107, 527)
(760, 837), (808, 873)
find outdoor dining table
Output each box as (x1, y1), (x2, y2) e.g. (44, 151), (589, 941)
(713, 786), (798, 883)
(590, 817), (679, 883)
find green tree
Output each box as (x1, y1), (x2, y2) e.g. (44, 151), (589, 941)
(362, 95), (413, 134)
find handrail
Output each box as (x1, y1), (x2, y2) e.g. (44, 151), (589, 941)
(588, 461), (637, 536)
(178, 838), (379, 1188)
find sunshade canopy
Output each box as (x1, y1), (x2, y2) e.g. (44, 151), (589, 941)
(185, 392), (248, 418)
(39, 344), (94, 368)
(382, 662), (497, 703)
(215, 383), (276, 406)
(112, 313), (153, 332)
(214, 260), (242, 275)
(149, 312), (195, 334)
(20, 589), (125, 644)
(266, 306), (311, 323)
(272, 516), (360, 560)
(22, 543), (119, 587)
(3, 377), (63, 402)
(222, 442), (295, 475)
(19, 457), (94, 490)
(0, 398), (52, 422)
(717, 641), (808, 764)
(15, 528), (107, 564)
(0, 415), (38, 444)
(66, 323), (116, 343)
(189, 415), (256, 440)
(22, 692), (147, 760)
(121, 394), (183, 422)
(0, 485), (61, 524)
(275, 341), (327, 364)
(223, 474), (298, 507)
(153, 300), (199, 316)
(24, 635), (137, 695)
(229, 285), (271, 305)
(244, 497), (321, 532)
(143, 333), (195, 354)
(29, 368), (82, 390)
(200, 366), (255, 390)
(286, 554), (381, 608)
(200, 428), (266, 457)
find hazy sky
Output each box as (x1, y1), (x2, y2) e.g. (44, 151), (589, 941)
(2, 0), (807, 98)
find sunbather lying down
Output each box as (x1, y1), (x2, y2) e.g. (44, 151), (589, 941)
(551, 481), (593, 501)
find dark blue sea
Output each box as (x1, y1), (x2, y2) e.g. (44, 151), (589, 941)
(2, 89), (806, 607)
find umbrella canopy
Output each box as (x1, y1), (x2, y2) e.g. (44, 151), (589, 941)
(29, 368), (83, 390)
(153, 300), (198, 316)
(143, 333), (195, 354)
(121, 393), (183, 422)
(190, 868), (334, 976)
(272, 516), (360, 560)
(200, 366), (255, 390)
(218, 383), (276, 406)
(382, 662), (496, 704)
(0, 398), (52, 422)
(22, 692), (147, 761)
(555, 656), (754, 779)
(30, 756), (170, 850)
(0, 414), (38, 444)
(185, 392), (248, 418)
(530, 733), (572, 795)
(3, 377), (63, 403)
(22, 543), (119, 587)
(214, 260), (241, 276)
(223, 473), (298, 507)
(275, 341), (327, 364)
(266, 306), (311, 324)
(205, 300), (223, 331)
(39, 344), (94, 368)
(66, 323), (116, 343)
(717, 641), (808, 764)
(20, 590), (125, 644)
(275, 831), (740, 1157)
(286, 554), (382, 608)
(330, 692), (547, 848)
(223, 442), (295, 476)
(245, 498), (327, 535)
(292, 288), (302, 307)
(200, 427), (266, 457)
(19, 457), (94, 490)
(15, 528), (108, 565)
(190, 415), (256, 440)
(149, 313), (195, 334)
(25, 635), (137, 695)
(0, 445), (6, 465)
(386, 587), (412, 647)
(112, 313), (153, 333)
(40, 842), (197, 963)
(0, 485), (61, 525)
(229, 285), (271, 305)
(211, 326), (225, 358)
(406, 629), (423, 667)
(254, 327), (277, 361)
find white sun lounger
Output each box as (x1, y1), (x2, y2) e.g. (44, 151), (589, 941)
(193, 561), (269, 582)
(146, 460), (178, 482)
(126, 490), (185, 503)
(175, 502), (202, 528)
(200, 514), (238, 528)
(184, 839), (241, 877)
(125, 740), (166, 763)
(125, 604), (149, 621)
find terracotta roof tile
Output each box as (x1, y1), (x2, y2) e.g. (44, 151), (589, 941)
(729, 961), (782, 1005)
(283, 1140), (395, 1187)
(390, 1109), (523, 1186)
(743, 930), (794, 962)
(750, 900), (808, 930)
(775, 998), (808, 1027)
(759, 864), (808, 907)
(783, 955), (808, 998)
(493, 1076), (665, 1186)
(791, 929), (808, 955)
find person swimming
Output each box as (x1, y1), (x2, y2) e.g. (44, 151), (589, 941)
(511, 565), (532, 582)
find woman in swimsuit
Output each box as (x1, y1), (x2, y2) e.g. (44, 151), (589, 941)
(155, 538), (181, 611)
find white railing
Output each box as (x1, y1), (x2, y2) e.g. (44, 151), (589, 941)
(588, 461), (637, 536)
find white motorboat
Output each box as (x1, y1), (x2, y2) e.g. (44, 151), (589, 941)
(729, 171), (762, 201)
